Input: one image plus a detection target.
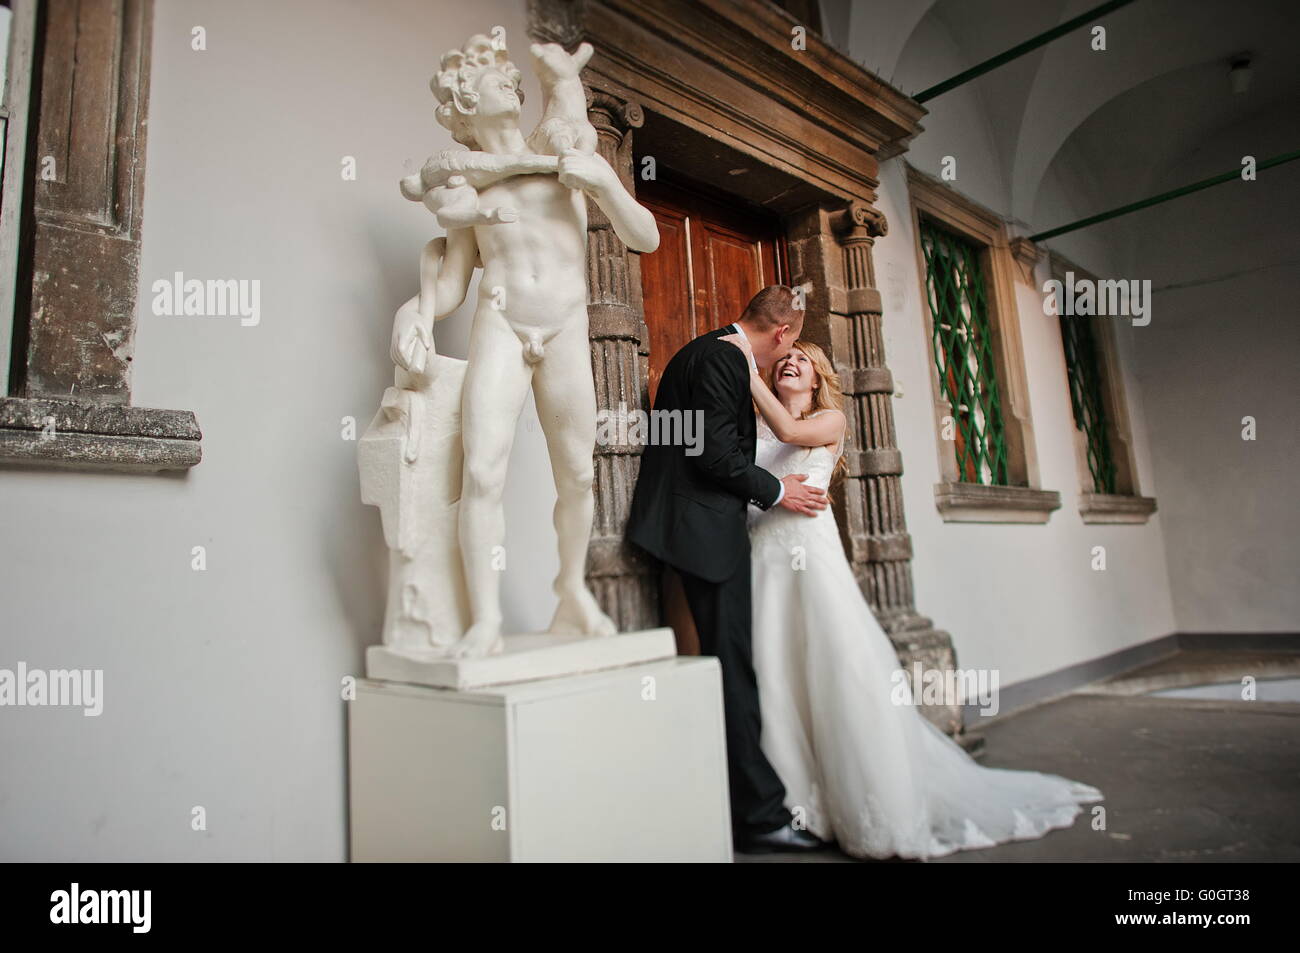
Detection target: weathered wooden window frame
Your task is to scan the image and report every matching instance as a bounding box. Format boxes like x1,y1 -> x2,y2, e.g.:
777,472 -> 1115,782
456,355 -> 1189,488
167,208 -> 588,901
0,0 -> 200,472
1048,252 -> 1157,524
906,165 -> 1059,523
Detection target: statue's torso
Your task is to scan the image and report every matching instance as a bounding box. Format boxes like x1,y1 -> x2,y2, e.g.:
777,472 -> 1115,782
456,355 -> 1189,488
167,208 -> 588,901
473,173 -> 588,324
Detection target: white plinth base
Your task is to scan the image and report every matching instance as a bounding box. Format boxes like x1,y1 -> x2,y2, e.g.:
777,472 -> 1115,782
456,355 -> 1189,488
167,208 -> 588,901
348,657 -> 732,862
365,627 -> 677,690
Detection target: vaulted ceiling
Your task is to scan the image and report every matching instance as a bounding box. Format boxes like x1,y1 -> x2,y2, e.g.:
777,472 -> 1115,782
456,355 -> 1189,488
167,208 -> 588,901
833,0 -> 1299,240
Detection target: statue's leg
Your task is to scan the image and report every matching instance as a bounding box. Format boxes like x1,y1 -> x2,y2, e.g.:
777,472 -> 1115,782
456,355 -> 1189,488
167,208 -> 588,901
532,321 -> 617,638
452,308 -> 534,658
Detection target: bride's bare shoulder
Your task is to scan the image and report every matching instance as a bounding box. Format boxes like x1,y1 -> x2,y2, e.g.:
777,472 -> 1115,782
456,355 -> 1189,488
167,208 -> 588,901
809,408 -> 847,429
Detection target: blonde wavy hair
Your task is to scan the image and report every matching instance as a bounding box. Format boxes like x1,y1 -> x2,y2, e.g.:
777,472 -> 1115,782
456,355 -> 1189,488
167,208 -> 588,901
768,340 -> 849,491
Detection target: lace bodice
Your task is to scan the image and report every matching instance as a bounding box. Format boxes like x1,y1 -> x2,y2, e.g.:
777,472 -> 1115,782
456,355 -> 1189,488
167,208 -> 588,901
754,413 -> 842,491
749,412 -> 843,536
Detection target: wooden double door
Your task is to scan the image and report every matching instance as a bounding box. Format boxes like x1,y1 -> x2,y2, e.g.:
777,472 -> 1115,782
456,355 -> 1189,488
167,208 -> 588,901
638,177 -> 789,402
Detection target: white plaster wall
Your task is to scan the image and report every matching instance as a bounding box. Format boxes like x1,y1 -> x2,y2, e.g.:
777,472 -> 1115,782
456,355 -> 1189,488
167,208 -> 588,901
890,11 -> 1011,216
1032,147 -> 1122,277
0,0 -> 542,861
866,9 -> 1179,687
1127,112 -> 1300,632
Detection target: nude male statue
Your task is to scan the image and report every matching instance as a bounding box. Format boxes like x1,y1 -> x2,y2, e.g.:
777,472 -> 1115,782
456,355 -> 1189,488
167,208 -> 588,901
391,33 -> 659,658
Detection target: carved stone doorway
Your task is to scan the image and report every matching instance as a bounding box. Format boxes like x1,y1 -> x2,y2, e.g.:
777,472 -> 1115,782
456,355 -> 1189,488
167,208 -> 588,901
529,0 -> 968,738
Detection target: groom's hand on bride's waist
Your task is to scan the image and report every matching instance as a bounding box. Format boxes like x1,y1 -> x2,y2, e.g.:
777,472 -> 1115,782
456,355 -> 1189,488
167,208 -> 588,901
778,474 -> 827,516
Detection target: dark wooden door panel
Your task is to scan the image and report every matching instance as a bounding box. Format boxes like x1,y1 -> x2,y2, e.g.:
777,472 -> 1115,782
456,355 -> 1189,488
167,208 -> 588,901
639,200 -> 695,401
638,178 -> 785,403
694,220 -> 773,336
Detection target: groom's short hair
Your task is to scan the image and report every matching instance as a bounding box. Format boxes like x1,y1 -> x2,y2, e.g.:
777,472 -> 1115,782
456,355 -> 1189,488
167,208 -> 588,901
740,285 -> 802,330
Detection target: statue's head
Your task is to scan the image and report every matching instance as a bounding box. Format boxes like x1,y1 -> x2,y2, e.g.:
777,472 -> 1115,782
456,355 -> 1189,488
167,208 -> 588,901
433,33 -> 525,149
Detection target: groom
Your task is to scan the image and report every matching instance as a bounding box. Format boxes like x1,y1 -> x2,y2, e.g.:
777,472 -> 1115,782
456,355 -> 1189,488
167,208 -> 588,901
627,285 -> 827,853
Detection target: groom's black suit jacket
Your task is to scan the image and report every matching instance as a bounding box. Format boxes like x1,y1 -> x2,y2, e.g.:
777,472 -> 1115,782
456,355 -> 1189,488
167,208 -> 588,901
627,326 -> 782,583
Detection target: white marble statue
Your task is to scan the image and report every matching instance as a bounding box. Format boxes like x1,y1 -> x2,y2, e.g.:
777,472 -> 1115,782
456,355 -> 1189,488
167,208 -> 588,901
361,31 -> 659,662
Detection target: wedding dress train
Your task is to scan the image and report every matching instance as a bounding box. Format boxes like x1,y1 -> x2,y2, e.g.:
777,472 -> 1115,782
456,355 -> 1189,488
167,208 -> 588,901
749,414 -> 1102,859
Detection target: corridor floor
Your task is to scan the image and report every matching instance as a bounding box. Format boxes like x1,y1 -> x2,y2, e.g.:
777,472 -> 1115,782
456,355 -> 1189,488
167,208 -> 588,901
738,649 -> 1300,863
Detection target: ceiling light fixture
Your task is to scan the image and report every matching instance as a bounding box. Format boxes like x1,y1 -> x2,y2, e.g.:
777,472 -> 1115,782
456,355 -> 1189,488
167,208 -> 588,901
1229,54 -> 1253,95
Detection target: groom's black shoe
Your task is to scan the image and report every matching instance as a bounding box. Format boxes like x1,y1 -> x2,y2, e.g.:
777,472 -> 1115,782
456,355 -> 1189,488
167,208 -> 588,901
735,822 -> 825,854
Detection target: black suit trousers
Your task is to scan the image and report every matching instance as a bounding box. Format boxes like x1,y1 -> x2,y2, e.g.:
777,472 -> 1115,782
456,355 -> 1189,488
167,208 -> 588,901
678,557 -> 791,837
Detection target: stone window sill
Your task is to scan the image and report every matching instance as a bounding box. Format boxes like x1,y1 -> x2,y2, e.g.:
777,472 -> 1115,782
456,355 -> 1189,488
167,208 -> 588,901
1078,492 -> 1157,524
934,481 -> 1061,524
0,397 -> 201,472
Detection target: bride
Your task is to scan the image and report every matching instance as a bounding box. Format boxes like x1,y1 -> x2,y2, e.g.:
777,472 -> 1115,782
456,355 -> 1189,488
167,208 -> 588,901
719,333 -> 1103,860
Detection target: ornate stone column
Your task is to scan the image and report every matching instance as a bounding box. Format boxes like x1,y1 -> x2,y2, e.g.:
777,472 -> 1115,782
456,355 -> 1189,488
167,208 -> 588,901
581,89 -> 660,632
830,204 -> 966,739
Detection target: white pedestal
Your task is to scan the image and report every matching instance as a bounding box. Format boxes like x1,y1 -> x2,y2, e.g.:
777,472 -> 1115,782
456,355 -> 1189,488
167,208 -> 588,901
348,657 -> 733,862
365,627 -> 677,690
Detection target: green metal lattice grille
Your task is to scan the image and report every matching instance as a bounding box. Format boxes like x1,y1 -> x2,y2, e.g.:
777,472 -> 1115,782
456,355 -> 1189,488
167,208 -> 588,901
1058,310 -> 1118,494
919,217 -> 1009,485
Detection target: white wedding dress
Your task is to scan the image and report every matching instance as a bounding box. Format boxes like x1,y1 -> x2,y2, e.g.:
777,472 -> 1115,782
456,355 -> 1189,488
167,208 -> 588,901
749,413 -> 1103,859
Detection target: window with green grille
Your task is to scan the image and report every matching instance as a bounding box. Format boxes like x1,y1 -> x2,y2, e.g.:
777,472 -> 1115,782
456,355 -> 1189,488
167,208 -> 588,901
1058,311 -> 1118,494
919,217 -> 1009,485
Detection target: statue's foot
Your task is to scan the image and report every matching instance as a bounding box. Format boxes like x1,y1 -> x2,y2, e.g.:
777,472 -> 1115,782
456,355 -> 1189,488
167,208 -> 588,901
549,588 -> 617,638
451,620 -> 504,659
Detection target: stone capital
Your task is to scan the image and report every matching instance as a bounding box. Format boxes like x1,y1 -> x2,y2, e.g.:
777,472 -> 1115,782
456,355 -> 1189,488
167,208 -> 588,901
587,88 -> 645,138
1010,236 -> 1042,285
832,203 -> 888,241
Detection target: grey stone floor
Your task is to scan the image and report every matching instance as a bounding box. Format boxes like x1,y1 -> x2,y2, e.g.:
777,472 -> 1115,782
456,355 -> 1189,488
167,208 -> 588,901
738,649 -> 1300,863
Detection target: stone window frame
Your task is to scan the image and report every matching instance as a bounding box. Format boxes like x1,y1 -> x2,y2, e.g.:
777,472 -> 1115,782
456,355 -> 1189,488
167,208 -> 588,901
905,164 -> 1059,523
0,0 -> 37,383
0,0 -> 201,473
1047,251 -> 1158,525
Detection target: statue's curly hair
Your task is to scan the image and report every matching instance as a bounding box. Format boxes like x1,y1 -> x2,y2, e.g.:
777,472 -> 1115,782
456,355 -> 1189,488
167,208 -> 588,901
432,33 -> 525,149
